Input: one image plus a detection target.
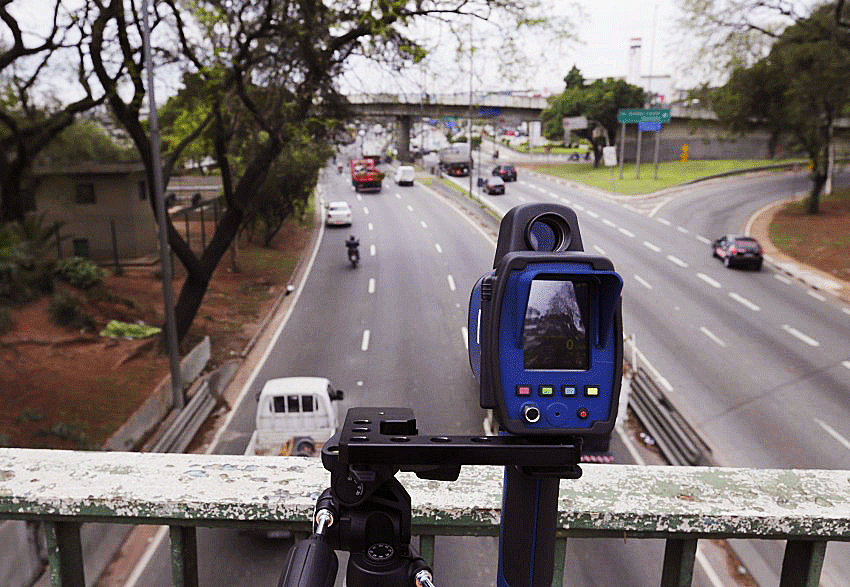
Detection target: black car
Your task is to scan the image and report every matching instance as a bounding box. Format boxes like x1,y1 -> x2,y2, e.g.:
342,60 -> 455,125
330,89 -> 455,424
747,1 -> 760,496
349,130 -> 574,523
492,164 -> 517,182
482,175 -> 505,195
712,235 -> 763,270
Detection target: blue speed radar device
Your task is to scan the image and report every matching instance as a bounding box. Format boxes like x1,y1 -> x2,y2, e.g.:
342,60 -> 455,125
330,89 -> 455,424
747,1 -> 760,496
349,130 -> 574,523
468,203 -> 623,437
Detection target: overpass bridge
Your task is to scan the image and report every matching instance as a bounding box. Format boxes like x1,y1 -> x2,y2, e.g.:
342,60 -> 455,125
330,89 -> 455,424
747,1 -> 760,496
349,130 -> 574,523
345,93 -> 549,162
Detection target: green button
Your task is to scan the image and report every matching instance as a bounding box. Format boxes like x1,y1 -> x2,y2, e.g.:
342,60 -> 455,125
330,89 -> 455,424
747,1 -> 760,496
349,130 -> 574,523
539,385 -> 554,396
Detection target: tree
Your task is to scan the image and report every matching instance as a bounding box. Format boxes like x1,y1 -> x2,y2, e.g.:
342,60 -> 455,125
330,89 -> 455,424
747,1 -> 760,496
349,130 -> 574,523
542,71 -> 645,167
84,0 -> 558,344
710,4 -> 850,213
0,1 -> 106,223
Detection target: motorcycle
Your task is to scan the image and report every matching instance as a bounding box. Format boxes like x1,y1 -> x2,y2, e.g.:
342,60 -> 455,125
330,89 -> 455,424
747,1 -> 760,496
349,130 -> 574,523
347,246 -> 360,268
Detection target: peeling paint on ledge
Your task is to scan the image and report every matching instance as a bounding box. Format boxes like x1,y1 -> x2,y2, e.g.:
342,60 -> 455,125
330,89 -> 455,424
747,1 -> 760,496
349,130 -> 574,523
1,449 -> 850,540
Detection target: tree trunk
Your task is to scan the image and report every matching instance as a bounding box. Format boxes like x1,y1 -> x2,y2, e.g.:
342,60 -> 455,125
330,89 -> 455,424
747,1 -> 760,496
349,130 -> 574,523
807,172 -> 826,214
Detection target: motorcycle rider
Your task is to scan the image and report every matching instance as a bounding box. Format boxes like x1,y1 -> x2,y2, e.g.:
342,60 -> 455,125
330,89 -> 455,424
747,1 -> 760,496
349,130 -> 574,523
345,235 -> 360,263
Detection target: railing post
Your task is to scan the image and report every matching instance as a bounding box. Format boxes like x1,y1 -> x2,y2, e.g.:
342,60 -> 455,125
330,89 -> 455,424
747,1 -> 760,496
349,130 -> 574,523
45,521 -> 85,587
779,540 -> 826,587
660,538 -> 697,587
419,534 -> 435,567
551,536 -> 567,587
170,525 -> 199,587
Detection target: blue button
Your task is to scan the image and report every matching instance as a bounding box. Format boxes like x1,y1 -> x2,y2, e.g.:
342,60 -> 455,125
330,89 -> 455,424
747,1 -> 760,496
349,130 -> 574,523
561,385 -> 577,397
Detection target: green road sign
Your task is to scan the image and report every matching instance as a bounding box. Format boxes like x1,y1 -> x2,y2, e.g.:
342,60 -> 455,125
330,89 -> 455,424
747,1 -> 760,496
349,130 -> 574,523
617,109 -> 671,124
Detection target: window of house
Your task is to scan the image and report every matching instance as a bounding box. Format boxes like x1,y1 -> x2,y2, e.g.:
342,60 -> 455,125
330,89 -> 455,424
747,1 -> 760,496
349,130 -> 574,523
75,184 -> 95,205
72,238 -> 90,258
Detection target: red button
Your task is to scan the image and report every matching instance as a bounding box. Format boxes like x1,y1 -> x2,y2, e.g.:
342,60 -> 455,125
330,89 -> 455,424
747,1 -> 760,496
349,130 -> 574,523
516,385 -> 531,396
577,407 -> 589,419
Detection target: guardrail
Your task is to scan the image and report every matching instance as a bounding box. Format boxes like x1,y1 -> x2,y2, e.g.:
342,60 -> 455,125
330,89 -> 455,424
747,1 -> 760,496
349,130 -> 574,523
2,449 -> 850,587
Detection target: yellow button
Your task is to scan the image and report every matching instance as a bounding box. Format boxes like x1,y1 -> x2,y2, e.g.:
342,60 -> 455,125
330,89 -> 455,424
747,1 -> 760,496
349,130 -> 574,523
585,386 -> 600,397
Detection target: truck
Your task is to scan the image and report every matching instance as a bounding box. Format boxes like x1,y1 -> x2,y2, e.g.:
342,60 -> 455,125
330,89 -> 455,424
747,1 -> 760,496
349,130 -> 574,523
245,377 -> 344,458
438,145 -> 471,177
350,158 -> 384,193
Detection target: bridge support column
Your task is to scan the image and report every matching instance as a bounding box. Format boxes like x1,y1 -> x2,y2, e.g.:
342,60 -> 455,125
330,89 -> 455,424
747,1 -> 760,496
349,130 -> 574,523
397,114 -> 412,163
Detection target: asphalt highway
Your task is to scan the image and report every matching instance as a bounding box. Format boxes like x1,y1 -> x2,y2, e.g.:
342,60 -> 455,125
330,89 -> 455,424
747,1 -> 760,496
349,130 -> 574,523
126,162 -> 849,587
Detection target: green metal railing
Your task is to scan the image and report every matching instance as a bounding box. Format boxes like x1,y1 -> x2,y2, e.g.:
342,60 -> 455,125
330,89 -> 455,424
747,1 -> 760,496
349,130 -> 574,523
2,448 -> 850,587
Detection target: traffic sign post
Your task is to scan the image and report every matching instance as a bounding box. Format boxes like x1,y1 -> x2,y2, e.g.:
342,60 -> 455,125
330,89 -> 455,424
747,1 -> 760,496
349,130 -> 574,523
617,109 -> 671,180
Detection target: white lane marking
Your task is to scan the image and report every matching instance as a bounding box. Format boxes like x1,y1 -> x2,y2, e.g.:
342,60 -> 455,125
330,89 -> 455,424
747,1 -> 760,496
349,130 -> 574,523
643,241 -> 661,253
844,361 -> 850,371
677,226 -> 690,234
361,329 -> 371,352
843,307 -> 850,316
435,243 -> 443,254
657,218 -> 672,226
782,324 -> 820,347
585,210 -> 599,218
696,547 -> 727,587
547,191 -> 560,198
370,244 -> 376,256
420,220 -> 428,229
667,255 -> 689,268
815,418 -> 850,452
461,326 -> 469,350
775,274 -> 793,285
517,195 -> 529,202
602,219 -> 617,228
618,227 -> 635,238
395,192 -> 401,199
593,245 -> 606,256
447,274 -> 456,291
696,235 -> 712,245
560,197 -> 572,204
634,274 -> 653,290
363,206 -> 369,215
368,278 -> 375,294
700,326 -> 727,347
356,194 -> 363,201
729,292 -> 760,311
696,273 -> 722,289
807,290 -> 827,302
573,203 -> 585,211
368,222 -> 374,231
407,204 -> 414,212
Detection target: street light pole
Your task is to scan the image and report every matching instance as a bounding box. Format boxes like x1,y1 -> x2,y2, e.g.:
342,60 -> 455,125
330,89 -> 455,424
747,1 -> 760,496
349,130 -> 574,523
141,0 -> 183,410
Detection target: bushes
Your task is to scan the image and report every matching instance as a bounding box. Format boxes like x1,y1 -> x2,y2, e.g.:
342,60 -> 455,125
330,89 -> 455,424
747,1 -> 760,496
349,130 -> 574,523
55,257 -> 106,289
48,291 -> 96,331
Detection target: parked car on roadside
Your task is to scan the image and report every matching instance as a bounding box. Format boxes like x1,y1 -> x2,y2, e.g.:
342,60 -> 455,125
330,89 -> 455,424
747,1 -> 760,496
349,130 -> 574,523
492,164 -> 517,182
712,235 -> 763,270
482,175 -> 505,195
325,201 -> 353,226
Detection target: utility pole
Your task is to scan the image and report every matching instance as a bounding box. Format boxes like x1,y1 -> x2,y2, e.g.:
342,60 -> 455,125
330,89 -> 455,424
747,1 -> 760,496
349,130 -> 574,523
141,0 -> 183,410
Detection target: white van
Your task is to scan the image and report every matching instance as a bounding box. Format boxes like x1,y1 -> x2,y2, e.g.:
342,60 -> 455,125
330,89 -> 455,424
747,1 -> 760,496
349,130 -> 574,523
394,165 -> 415,186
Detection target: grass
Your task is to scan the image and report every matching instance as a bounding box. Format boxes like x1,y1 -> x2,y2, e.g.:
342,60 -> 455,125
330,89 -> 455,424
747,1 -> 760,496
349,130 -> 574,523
531,159 -> 806,195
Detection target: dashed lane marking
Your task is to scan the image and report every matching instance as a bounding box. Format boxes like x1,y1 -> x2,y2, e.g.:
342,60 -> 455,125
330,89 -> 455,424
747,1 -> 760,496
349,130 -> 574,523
782,324 -> 820,347
447,274 -> 456,291
634,274 -> 653,290
368,278 -> 375,294
361,329 -> 370,352
643,241 -> 661,253
729,292 -> 760,311
667,255 -> 689,268
700,326 -> 727,347
697,273 -> 722,289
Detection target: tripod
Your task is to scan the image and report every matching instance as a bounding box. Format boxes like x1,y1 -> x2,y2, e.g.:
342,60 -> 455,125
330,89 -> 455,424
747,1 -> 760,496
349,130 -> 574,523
278,407 -> 582,587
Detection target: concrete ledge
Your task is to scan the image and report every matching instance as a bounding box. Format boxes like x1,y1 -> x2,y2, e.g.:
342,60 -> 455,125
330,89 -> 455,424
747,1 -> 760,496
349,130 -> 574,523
2,450 -> 850,541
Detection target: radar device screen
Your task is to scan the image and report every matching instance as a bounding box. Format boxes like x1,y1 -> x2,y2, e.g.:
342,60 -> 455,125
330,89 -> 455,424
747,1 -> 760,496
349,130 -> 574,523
523,279 -> 589,371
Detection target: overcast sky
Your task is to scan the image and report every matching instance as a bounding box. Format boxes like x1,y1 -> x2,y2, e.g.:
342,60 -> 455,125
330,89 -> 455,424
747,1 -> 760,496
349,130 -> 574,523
340,0 -> 685,97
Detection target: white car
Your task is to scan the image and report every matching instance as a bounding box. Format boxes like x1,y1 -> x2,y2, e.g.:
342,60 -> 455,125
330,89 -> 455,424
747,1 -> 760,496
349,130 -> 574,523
394,165 -> 415,186
325,201 -> 353,226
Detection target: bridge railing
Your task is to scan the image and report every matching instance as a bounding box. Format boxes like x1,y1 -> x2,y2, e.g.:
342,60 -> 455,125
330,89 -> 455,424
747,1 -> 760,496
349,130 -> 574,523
2,448 -> 849,587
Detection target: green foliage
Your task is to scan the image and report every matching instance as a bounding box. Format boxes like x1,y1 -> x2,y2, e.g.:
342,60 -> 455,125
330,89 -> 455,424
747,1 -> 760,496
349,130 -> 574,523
0,214 -> 60,303
711,3 -> 850,212
37,120 -> 137,165
17,408 -> 44,423
48,291 -> 96,331
54,257 -> 106,289
100,320 -> 161,339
